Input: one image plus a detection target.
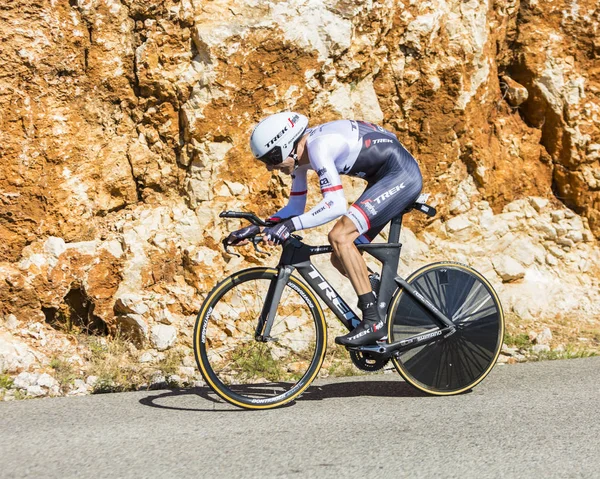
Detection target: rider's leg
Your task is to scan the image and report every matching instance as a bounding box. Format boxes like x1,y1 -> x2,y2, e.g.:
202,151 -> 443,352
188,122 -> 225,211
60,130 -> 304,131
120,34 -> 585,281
331,239 -> 369,279
328,217 -> 370,294
330,251 -> 347,277
328,217 -> 386,346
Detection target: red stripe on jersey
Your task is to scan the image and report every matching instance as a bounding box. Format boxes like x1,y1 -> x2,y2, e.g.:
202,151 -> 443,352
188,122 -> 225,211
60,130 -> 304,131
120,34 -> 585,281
321,185 -> 343,193
290,190 -> 307,196
352,205 -> 371,230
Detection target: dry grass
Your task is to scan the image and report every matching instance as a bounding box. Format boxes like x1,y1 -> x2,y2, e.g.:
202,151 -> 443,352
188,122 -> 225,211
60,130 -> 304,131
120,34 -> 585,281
504,313 -> 600,358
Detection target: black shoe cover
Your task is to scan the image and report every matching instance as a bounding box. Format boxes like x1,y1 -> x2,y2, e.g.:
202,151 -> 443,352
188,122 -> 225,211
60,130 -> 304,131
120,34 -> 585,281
335,319 -> 386,346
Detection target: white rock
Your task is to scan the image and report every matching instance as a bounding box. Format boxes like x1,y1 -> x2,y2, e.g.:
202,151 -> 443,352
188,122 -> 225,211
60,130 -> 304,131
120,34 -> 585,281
532,344 -> 550,354
100,239 -> 124,258
492,255 -> 525,282
116,314 -> 148,344
4,314 -> 20,331
86,376 -> 98,387
44,236 -> 66,255
179,366 -> 196,378
535,327 -> 553,345
65,240 -> 99,255
26,385 -> 46,397
156,308 -> 175,325
224,181 -> 248,196
68,379 -> 88,396
446,215 -> 472,233
37,373 -> 58,389
0,334 -> 38,373
114,294 -> 149,315
13,372 -> 38,389
545,254 -> 558,266
150,373 -> 167,387
139,352 -> 155,363
150,325 -> 177,351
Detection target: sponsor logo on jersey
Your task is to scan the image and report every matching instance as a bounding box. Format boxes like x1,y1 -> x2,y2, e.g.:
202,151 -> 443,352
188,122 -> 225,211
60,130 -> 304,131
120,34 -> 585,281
373,138 -> 393,145
372,183 -> 406,204
342,165 -> 351,173
319,177 -> 330,187
360,199 -> 378,216
316,167 -> 327,177
311,200 -> 335,216
365,139 -> 372,148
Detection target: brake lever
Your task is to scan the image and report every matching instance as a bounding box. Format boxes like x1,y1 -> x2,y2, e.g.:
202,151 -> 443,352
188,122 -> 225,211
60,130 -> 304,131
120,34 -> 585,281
252,235 -> 270,256
222,239 -> 241,257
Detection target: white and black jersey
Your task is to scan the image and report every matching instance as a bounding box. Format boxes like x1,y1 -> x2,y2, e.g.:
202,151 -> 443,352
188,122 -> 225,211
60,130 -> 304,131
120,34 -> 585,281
269,120 -> 423,242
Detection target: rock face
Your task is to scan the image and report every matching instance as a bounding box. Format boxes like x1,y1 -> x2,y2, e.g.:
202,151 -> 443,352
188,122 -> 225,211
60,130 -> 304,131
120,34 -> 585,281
0,0 -> 599,390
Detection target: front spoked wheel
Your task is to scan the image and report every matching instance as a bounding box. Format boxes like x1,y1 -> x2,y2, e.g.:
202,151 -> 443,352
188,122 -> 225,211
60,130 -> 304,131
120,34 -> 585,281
193,267 -> 326,409
388,262 -> 504,395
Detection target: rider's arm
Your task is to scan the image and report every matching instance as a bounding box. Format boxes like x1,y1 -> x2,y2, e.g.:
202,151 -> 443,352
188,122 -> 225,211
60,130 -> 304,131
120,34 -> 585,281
268,166 -> 308,222
291,136 -> 348,231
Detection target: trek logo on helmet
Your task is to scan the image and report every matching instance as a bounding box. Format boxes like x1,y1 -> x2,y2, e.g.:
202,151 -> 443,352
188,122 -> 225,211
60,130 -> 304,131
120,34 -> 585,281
265,126 -> 289,148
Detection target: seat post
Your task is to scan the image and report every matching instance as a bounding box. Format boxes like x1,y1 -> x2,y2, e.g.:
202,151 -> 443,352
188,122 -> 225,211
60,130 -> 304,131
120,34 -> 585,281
388,215 -> 403,243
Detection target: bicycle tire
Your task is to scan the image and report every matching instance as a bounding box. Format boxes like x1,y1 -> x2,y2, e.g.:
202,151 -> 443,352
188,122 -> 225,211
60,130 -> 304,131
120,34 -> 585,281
387,262 -> 504,395
193,267 -> 327,409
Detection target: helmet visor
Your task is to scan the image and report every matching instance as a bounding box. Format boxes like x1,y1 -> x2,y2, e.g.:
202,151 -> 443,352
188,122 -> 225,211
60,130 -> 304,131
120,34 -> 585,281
257,146 -> 284,166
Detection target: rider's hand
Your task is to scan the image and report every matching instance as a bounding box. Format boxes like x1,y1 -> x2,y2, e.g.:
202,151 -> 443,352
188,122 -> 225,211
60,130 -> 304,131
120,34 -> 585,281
225,224 -> 261,246
263,219 -> 295,246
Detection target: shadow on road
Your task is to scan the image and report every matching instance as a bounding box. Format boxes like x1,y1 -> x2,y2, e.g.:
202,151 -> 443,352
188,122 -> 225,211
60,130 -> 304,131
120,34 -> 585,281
139,378 -> 429,412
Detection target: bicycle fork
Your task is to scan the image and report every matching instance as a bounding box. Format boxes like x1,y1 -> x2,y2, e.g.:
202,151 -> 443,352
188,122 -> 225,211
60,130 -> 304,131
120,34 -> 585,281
255,266 -> 294,341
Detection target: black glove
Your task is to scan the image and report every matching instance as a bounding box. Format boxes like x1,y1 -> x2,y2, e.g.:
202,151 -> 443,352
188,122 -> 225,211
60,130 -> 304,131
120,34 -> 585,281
225,224 -> 260,245
263,219 -> 295,245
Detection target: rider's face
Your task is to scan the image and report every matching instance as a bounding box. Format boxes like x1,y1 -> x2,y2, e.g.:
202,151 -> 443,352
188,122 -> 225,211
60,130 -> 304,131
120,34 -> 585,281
266,156 -> 295,175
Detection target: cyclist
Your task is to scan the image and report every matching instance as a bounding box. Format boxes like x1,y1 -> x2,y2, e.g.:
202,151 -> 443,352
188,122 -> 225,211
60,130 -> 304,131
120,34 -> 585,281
226,112 -> 423,346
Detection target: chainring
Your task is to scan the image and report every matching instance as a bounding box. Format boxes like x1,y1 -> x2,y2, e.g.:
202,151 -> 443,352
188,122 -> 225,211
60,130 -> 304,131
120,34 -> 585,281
349,350 -> 389,372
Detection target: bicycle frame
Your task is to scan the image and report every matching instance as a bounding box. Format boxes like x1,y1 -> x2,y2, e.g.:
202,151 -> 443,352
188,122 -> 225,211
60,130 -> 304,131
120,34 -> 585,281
256,214 -> 457,359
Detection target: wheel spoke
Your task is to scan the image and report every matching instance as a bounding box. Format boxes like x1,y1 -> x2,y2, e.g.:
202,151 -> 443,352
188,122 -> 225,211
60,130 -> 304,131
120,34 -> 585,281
195,270 -> 325,408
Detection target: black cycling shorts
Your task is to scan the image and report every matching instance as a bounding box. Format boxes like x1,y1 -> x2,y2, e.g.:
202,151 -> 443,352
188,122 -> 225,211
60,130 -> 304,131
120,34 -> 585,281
345,135 -> 423,242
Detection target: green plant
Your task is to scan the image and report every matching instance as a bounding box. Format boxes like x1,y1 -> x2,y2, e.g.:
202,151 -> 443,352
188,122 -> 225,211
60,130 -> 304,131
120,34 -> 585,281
50,357 -> 77,392
86,336 -> 144,393
0,373 -> 13,389
156,349 -> 184,378
229,342 -> 290,382
531,345 -> 598,362
504,332 -> 532,349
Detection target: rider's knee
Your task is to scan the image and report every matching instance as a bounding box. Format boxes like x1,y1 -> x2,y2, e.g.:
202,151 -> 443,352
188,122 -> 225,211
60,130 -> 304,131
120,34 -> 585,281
329,218 -> 358,251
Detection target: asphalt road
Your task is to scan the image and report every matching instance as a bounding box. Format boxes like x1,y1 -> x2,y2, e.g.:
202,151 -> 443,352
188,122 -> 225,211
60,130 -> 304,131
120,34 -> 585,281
1,357 -> 599,479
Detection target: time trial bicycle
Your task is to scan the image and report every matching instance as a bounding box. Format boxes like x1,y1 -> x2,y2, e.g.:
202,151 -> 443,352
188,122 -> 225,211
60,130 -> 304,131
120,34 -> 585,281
193,194 -> 505,409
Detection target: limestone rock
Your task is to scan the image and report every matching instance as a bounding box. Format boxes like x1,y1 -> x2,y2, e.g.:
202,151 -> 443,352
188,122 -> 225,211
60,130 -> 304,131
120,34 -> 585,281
501,76 -> 529,107
116,314 -> 148,346
150,325 -> 177,351
0,0 -> 599,394
493,254 -> 526,283
0,334 -> 38,373
114,295 -> 149,316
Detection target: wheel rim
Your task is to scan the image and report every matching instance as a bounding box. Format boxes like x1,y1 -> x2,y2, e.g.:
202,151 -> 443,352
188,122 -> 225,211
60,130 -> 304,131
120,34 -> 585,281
390,264 -> 503,393
196,270 -> 324,407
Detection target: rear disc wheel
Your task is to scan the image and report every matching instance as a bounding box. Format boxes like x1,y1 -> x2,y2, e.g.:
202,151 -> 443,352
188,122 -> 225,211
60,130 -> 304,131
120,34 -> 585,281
388,262 -> 504,395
